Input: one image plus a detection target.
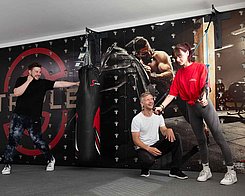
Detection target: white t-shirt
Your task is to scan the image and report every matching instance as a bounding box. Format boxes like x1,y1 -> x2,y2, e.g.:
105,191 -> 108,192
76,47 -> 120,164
131,112 -> 165,146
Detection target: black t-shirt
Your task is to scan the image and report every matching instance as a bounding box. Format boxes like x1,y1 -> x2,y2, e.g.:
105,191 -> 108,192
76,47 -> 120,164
14,76 -> 55,119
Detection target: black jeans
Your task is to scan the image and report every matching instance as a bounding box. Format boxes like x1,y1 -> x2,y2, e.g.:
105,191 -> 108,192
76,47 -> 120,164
137,133 -> 183,171
3,113 -> 52,164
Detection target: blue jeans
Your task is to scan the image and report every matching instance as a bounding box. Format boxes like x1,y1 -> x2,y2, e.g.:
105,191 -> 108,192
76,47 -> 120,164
3,113 -> 52,164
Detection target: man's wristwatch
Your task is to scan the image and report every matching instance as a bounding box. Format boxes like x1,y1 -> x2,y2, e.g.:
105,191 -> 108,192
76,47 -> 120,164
160,104 -> 165,110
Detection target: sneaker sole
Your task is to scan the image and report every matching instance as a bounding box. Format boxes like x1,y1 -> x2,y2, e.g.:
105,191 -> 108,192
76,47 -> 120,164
220,179 -> 238,185
46,166 -> 55,172
197,175 -> 212,182
46,169 -> 55,172
140,172 -> 151,178
141,174 -> 150,177
2,172 -> 10,175
169,174 -> 188,180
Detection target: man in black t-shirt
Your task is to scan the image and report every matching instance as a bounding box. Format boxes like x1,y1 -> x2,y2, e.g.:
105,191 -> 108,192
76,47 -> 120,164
2,62 -> 79,175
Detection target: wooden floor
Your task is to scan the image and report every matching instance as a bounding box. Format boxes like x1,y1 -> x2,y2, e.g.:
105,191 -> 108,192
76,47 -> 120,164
0,164 -> 244,196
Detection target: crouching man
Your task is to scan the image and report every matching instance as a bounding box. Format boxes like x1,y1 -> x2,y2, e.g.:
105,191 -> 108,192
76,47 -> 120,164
131,92 -> 187,179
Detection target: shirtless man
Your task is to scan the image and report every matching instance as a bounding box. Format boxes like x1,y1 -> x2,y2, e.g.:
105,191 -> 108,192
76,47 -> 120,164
136,37 -> 173,80
132,37 -> 173,99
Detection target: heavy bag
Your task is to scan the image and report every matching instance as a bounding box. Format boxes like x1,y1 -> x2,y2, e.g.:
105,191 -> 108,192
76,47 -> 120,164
76,65 -> 100,164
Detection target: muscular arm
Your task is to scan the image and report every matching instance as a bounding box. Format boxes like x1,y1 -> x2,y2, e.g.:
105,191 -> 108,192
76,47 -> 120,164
53,81 -> 79,88
132,132 -> 162,156
154,63 -> 173,78
150,51 -> 173,79
13,76 -> 33,97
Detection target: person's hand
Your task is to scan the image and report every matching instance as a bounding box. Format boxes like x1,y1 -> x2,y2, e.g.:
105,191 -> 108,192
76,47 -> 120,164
147,146 -> 162,156
76,81 -> 80,86
154,106 -> 163,115
143,65 -> 151,73
27,75 -> 34,83
164,128 -> 176,142
198,96 -> 208,107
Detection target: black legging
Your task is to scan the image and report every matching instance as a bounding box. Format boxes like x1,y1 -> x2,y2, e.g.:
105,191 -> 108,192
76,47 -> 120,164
187,98 -> 233,166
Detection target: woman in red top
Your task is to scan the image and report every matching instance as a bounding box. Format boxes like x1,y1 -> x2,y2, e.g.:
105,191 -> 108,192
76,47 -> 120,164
155,42 -> 237,185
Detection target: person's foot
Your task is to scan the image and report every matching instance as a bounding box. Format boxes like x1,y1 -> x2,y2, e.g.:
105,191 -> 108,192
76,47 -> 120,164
197,168 -> 212,182
2,164 -> 11,175
140,169 -> 150,177
46,157 -> 55,171
169,169 -> 188,180
220,170 -> 237,185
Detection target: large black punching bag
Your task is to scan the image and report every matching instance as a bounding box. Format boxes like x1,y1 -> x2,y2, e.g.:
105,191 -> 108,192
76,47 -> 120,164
76,65 -> 100,165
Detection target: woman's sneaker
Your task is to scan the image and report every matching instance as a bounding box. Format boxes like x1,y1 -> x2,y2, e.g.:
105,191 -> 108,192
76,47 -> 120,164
46,157 -> 55,171
197,168 -> 212,181
220,170 -> 237,185
2,164 -> 11,175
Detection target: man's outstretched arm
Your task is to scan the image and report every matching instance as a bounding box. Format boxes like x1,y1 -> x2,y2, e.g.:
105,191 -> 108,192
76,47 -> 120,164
53,81 -> 79,88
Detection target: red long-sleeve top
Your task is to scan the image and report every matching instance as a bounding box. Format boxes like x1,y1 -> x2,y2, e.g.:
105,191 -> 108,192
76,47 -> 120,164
169,62 -> 208,105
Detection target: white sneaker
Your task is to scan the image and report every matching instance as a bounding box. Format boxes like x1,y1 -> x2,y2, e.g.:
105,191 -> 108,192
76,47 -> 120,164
197,168 -> 212,182
220,170 -> 237,185
46,157 -> 55,171
2,164 -> 11,175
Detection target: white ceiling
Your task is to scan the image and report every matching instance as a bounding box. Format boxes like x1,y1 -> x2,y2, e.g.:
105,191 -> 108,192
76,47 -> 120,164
0,0 -> 244,48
